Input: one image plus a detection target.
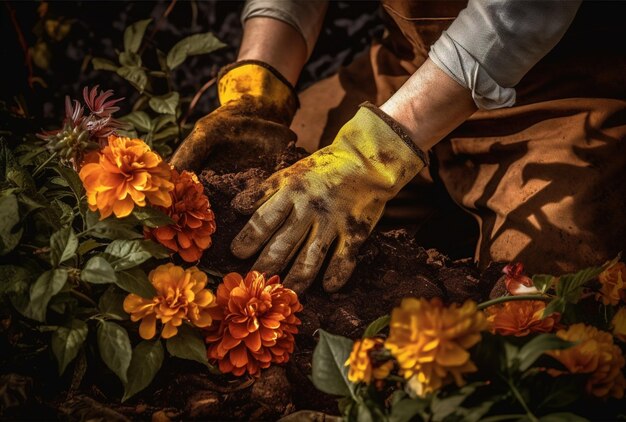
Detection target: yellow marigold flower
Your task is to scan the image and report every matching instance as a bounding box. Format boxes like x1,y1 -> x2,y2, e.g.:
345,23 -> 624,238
345,338 -> 393,384
123,263 -> 216,340
547,323 -> 626,399
146,169 -> 216,262
385,298 -> 487,397
596,262 -> 626,306
486,300 -> 559,337
79,135 -> 173,219
206,271 -> 302,376
612,307 -> 626,343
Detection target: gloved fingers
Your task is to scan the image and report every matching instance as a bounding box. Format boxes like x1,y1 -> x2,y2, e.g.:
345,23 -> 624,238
251,207 -> 313,276
231,172 -> 284,215
169,116 -> 214,172
240,117 -> 296,155
322,236 -> 366,293
230,191 -> 292,259
283,223 -> 336,295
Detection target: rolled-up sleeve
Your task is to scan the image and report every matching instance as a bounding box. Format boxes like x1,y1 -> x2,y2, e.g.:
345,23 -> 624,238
429,0 -> 581,110
242,0 -> 328,58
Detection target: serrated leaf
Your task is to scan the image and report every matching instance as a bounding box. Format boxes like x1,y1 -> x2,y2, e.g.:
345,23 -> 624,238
116,268 -> 156,299
123,340 -> 164,401
105,239 -> 169,270
97,320 -> 132,383
92,57 -> 119,72
99,286 -> 129,320
54,164 -> 84,204
363,315 -> 390,338
0,194 -> 23,255
26,269 -> 68,322
50,226 -> 78,266
148,92 -> 179,115
166,33 -> 226,70
517,334 -> 575,372
116,66 -> 147,92
166,325 -> 209,366
51,319 -> 88,374
81,256 -> 117,284
132,207 -> 174,228
123,19 -> 152,53
311,329 -> 355,398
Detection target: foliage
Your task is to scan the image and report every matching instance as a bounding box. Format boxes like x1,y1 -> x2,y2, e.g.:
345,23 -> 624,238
92,19 -> 226,158
317,260 -> 626,421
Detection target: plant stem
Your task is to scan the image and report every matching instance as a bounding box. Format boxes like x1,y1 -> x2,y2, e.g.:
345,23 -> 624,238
32,152 -> 58,177
506,378 -> 538,422
70,289 -> 98,308
477,295 -> 551,310
180,76 -> 216,128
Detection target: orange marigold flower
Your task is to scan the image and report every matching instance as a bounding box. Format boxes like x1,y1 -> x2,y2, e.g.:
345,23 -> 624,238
206,271 -> 302,376
612,307 -> 626,343
486,300 -> 559,337
385,298 -> 487,397
547,323 -> 626,399
596,262 -> 626,306
123,263 -> 216,340
345,338 -> 393,385
146,169 -> 216,262
79,135 -> 173,219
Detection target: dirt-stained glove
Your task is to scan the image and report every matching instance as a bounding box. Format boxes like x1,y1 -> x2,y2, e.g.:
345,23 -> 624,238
169,60 -> 298,172
230,102 -> 428,294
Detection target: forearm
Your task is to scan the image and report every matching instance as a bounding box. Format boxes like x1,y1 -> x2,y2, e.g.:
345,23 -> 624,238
380,58 -> 477,152
238,17 -> 307,86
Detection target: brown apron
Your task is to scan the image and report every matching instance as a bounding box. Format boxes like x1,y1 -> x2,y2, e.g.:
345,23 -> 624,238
291,1 -> 626,275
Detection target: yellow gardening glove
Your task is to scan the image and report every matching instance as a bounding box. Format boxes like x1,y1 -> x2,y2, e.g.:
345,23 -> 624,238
170,60 -> 298,172
230,102 -> 428,294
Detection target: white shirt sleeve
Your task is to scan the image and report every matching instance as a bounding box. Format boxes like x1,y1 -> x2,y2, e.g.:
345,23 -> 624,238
242,0 -> 328,59
429,0 -> 582,110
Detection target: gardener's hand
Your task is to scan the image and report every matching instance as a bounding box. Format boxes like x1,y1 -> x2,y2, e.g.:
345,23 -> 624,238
230,103 -> 427,294
170,60 -> 298,172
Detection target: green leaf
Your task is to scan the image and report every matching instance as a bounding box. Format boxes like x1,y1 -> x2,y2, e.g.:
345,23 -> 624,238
153,126 -> 179,142
120,111 -> 153,133
539,413 -> 588,422
166,33 -> 226,69
92,57 -> 119,72
362,315 -> 390,338
25,269 -> 68,322
542,297 -> 567,318
81,256 -> 117,284
389,398 -> 427,422
132,206 -> 174,228
148,92 -> 179,115
116,268 -> 156,299
123,340 -> 164,401
555,256 -> 620,305
532,274 -> 554,294
77,239 -> 102,256
54,165 -> 84,203
119,51 -> 142,67
105,239 -> 169,270
0,265 -> 31,295
517,334 -> 575,372
89,218 -> 144,241
50,226 -> 78,266
431,383 -> 481,421
152,114 -> 176,132
311,329 -> 355,398
116,66 -> 147,92
166,324 -> 209,366
123,19 -> 152,53
51,319 -> 88,374
0,194 -> 23,255
97,320 -> 132,383
98,286 -> 129,320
